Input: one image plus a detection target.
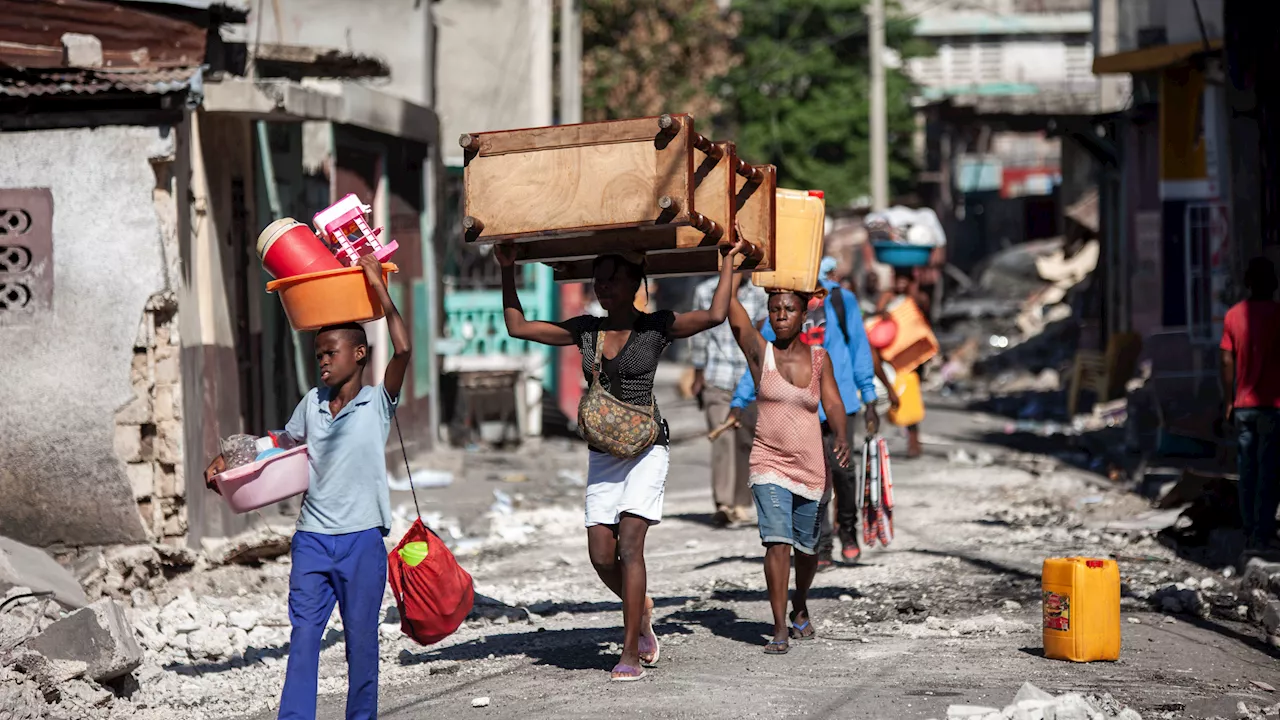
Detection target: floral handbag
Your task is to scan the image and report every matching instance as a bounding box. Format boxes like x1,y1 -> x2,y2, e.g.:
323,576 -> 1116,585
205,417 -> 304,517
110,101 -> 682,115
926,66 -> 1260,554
577,330 -> 659,459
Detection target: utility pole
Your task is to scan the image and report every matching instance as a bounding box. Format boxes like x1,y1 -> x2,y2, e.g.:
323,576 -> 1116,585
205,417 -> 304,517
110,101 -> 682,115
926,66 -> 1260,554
869,0 -> 889,210
556,0 -> 586,422
559,0 -> 582,125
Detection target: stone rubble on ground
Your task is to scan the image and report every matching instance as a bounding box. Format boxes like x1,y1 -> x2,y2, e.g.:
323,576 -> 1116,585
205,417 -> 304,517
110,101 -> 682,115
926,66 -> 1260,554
24,598 -> 143,682
939,683 -> 1142,720
0,535 -> 89,609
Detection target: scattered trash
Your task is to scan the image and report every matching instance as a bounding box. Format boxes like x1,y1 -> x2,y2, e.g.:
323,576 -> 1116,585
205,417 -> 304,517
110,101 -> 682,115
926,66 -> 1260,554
1252,680 -> 1277,693
556,469 -> 586,487
1077,495 -> 1105,507
388,470 -> 454,491
472,696 -> 491,708
948,448 -> 995,467
490,490 -> 514,516
1127,617 -> 1140,624
501,473 -> 529,484
839,594 -> 854,603
948,683 -> 1142,720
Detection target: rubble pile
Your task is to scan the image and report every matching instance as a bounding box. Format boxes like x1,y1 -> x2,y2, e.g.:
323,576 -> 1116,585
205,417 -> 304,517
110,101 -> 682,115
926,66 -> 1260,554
940,682 -> 1142,720
1243,558 -> 1280,648
0,590 -> 145,720
931,238 -> 1099,398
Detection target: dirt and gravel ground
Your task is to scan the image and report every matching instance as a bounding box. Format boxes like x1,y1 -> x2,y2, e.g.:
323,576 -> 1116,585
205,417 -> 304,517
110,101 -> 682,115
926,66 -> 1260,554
200,403 -> 1280,720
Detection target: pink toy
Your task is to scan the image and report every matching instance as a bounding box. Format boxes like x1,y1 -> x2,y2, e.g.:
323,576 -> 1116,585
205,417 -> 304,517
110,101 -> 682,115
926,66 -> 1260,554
312,193 -> 398,267
212,445 -> 310,513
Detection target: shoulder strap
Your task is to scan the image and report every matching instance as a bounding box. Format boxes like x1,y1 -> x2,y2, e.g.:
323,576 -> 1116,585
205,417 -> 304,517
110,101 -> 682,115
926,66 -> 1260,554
763,342 -> 776,372
829,289 -> 850,344
591,330 -> 606,378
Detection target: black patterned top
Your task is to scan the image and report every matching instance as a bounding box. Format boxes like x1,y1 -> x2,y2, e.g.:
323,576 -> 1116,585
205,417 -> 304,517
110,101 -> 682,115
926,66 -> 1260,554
561,311 -> 675,448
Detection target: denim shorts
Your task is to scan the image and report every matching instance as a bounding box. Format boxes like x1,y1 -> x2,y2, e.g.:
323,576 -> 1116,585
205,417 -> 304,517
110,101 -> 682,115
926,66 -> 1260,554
751,483 -> 825,555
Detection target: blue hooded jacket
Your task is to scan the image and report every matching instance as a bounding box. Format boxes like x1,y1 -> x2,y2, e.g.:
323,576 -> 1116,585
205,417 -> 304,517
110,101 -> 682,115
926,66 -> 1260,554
730,278 -> 878,421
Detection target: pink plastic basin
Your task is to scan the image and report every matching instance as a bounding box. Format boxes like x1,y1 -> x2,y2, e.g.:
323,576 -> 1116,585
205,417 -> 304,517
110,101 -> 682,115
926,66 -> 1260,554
213,445 -> 310,513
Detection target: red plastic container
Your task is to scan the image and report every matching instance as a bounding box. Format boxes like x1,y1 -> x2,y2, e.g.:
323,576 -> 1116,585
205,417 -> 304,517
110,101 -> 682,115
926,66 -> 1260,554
866,317 -> 899,349
257,218 -> 343,279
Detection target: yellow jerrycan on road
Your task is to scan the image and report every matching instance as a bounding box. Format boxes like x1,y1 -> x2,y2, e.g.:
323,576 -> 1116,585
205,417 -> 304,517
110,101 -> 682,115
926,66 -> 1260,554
1042,557 -> 1121,662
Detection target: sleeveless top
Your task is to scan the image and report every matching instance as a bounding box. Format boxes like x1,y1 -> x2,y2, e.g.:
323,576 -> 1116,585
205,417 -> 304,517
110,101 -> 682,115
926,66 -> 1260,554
749,343 -> 829,500
562,311 -> 675,449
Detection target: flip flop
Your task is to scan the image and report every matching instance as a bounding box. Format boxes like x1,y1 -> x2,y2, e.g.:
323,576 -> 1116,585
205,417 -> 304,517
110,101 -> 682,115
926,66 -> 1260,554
763,639 -> 790,655
610,663 -> 647,682
789,613 -> 816,640
639,631 -> 661,668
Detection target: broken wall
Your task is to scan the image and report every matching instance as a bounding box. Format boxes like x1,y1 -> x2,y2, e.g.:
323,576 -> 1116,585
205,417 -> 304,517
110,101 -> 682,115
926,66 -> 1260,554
0,126 -> 182,547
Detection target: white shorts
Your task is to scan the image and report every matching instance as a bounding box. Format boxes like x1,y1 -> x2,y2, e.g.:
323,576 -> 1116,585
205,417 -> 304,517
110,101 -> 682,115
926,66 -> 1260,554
584,445 -> 670,527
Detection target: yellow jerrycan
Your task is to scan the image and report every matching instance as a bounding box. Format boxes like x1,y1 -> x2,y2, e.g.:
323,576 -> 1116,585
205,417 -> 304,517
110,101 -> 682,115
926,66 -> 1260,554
1042,557 -> 1121,662
752,188 -> 826,293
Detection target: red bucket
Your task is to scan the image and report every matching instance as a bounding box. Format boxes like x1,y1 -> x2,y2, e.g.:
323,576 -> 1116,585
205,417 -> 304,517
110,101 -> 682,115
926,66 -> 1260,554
866,317 -> 899,350
257,218 -> 342,279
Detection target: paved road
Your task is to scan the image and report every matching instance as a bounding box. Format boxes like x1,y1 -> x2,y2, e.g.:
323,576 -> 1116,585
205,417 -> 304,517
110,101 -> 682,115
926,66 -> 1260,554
242,406 -> 1280,720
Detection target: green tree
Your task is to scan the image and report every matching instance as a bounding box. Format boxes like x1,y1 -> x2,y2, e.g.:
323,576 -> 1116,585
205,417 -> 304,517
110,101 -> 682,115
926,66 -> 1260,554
581,0 -> 740,122
722,0 -> 927,206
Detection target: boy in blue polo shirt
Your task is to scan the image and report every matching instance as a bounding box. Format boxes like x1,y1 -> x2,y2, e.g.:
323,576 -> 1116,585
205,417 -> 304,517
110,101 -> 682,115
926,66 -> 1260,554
205,254 -> 411,720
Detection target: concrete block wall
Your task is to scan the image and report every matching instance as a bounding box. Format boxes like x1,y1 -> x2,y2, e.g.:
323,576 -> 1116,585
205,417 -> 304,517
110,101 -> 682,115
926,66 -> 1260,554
115,293 -> 186,542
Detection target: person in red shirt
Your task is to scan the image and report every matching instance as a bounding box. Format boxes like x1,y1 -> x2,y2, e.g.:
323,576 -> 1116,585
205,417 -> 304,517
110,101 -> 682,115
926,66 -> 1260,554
1221,257 -> 1280,551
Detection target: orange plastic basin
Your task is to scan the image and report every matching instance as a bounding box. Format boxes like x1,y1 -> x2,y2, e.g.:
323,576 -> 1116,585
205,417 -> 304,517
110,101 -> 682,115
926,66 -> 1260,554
266,263 -> 397,331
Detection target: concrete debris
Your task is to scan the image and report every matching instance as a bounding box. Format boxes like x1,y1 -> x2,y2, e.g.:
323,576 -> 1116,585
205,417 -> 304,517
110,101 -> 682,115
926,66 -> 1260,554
1013,681 -> 1055,704
0,535 -> 88,610
946,706 -> 999,719
949,684 -> 1140,720
0,666 -> 46,720
203,525 -> 293,565
472,696 -> 491,708
229,609 -> 260,632
1151,584 -> 1210,618
77,544 -> 181,601
949,449 -> 996,467
5,647 -> 87,701
24,598 -> 142,682
0,587 -> 59,653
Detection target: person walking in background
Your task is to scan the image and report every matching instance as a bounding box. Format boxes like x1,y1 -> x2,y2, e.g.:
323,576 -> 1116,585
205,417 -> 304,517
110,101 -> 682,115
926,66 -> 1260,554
690,272 -> 768,527
724,280 -> 851,654
495,240 -> 749,682
729,257 -> 879,567
877,268 -> 926,458
860,270 -> 882,316
1221,257 -> 1280,554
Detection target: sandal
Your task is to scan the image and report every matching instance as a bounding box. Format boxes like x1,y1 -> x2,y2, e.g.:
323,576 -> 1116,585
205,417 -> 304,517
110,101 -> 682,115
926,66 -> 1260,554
763,639 -> 790,655
789,612 -> 816,640
841,544 -> 861,564
610,663 -> 647,682
639,632 -> 660,668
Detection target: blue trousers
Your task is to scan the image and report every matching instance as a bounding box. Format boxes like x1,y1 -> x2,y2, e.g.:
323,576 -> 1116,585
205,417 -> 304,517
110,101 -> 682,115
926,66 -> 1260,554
1237,409 -> 1280,547
279,529 -> 387,720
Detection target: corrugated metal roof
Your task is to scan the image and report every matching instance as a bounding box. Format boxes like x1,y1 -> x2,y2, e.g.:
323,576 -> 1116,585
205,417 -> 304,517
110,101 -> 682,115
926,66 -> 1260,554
914,11 -> 1093,36
0,67 -> 201,99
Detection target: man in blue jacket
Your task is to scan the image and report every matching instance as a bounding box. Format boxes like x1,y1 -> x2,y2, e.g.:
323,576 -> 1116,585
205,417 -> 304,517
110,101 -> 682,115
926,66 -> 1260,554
729,257 -> 880,565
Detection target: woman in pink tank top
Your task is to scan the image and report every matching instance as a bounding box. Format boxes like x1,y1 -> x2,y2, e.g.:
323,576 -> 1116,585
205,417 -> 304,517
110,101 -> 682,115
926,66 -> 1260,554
726,278 -> 851,654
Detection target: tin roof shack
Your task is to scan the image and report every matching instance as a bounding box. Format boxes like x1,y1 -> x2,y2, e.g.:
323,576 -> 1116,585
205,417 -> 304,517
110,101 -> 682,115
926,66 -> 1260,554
0,0 -> 241,549
0,0 -> 444,550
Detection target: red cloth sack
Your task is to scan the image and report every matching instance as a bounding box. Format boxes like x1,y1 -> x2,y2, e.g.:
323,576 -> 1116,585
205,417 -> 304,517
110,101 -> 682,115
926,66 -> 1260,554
387,518 -> 474,645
